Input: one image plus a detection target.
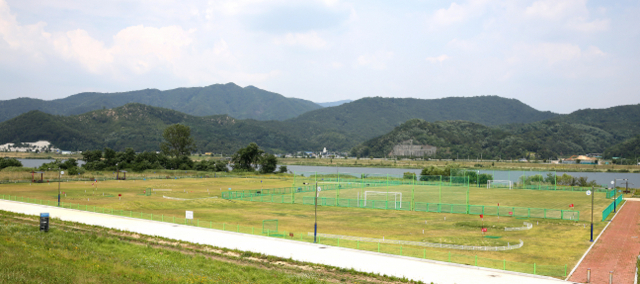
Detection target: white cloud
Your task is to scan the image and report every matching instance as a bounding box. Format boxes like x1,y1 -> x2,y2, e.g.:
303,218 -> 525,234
524,0 -> 587,19
356,51 -> 393,70
0,0 -> 50,58
513,42 -> 605,65
524,0 -> 609,32
426,55 -> 451,63
428,0 -> 489,29
273,31 -> 327,49
565,18 -> 609,32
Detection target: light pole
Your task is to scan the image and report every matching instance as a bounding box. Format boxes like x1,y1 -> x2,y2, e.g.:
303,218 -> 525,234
314,181 -> 319,243
588,187 -> 594,242
57,168 -> 62,207
613,178 -> 628,213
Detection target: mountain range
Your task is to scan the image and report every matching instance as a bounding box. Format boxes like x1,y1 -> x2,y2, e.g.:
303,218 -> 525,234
353,103 -> 640,159
0,83 -> 637,159
0,83 -> 321,122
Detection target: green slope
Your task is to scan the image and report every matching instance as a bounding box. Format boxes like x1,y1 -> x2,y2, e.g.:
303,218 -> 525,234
288,96 -> 559,142
603,135 -> 640,159
0,104 -> 330,153
0,83 -> 322,122
551,104 -> 640,141
351,119 -> 617,159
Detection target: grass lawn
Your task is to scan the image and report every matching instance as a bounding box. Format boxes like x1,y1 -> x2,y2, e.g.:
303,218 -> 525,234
0,210 -> 420,284
0,175 -> 620,278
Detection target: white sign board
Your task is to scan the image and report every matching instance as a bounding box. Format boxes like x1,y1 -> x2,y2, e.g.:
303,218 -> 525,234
317,187 -> 322,192
185,211 -> 194,219
586,190 -> 592,196
611,181 -> 615,185
60,171 -> 64,175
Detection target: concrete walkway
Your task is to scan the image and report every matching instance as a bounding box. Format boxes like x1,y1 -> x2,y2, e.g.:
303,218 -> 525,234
1,200 -> 571,284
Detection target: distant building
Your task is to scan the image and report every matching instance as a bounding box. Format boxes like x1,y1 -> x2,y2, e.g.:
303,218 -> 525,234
388,140 -> 437,157
562,155 -> 598,164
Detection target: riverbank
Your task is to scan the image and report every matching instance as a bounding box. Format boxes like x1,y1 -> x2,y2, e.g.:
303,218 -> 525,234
278,158 -> 640,173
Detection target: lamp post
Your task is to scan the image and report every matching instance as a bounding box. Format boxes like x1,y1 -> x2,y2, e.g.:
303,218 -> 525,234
588,187 -> 594,242
57,168 -> 62,207
314,181 -> 319,243
613,178 -> 628,213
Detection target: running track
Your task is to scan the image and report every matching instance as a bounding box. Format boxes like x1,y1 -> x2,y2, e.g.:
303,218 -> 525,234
0,199 -> 569,284
569,200 -> 640,284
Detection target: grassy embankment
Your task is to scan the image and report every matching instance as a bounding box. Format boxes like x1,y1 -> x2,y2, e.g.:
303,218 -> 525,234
0,210 -> 422,284
277,158 -> 640,173
0,175 -> 618,276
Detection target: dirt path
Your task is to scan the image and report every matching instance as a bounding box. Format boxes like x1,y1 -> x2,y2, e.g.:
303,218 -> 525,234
569,200 -> 640,284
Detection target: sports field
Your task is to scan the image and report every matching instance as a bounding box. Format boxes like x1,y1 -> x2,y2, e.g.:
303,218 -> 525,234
0,172 -> 619,278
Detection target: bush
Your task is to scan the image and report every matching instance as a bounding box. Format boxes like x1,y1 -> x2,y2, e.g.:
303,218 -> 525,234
0,157 -> 23,169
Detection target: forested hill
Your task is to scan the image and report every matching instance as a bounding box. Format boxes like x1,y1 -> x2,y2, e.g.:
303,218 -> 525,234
604,135 -> 640,159
287,96 -> 559,141
551,104 -> 640,141
350,119 -> 618,160
0,103 -> 353,153
0,83 -> 321,122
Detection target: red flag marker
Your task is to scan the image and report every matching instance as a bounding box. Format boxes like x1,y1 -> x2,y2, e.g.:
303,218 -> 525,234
569,204 -> 574,208
479,214 -> 484,219
509,211 -> 513,215
482,228 -> 487,232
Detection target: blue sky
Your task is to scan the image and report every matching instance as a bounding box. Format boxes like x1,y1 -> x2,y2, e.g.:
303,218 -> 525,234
0,0 -> 638,113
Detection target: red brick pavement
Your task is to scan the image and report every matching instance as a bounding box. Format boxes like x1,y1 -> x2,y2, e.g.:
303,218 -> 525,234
569,201 -> 640,284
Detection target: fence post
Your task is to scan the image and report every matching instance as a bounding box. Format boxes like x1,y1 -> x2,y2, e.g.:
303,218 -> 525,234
503,259 -> 506,270
533,263 -> 536,275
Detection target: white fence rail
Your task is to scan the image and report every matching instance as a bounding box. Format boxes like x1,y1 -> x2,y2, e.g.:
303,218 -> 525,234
307,232 -> 523,251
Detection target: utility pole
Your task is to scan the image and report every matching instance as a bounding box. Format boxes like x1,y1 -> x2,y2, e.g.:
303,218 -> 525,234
314,181 -> 318,243
57,168 -> 61,207
589,187 -> 594,242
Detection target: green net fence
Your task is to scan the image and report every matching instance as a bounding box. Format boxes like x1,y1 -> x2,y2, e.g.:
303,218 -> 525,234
222,173 -> 582,221
602,195 -> 624,221
0,193 -> 568,278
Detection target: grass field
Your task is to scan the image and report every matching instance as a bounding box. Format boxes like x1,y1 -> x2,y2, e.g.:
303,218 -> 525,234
0,174 -> 620,278
0,210 -> 420,284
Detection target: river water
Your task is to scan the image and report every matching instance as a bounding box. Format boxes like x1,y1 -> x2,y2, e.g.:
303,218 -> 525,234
283,165 -> 639,188
18,159 -> 86,168
17,159 -> 638,188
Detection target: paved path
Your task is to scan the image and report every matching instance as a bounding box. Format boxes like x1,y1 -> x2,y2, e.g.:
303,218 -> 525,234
569,200 -> 640,284
0,200 -> 569,284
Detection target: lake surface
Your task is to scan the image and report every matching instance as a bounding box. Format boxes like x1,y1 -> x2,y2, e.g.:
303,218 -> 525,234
16,159 -> 638,187
283,165 -> 640,188
18,159 -> 86,168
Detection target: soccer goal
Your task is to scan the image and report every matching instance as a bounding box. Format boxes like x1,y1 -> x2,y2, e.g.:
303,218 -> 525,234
487,180 -> 513,189
364,191 -> 403,208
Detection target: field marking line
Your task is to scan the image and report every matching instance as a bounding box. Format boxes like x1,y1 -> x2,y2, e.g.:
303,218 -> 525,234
565,200 -> 627,280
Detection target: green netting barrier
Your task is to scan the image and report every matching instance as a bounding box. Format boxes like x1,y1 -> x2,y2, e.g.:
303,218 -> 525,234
0,193 -> 568,278
602,195 -> 624,221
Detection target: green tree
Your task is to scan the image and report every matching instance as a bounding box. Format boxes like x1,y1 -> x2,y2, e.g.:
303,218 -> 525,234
259,153 -> 278,174
160,124 -> 196,157
231,143 -> 264,171
81,150 -> 102,163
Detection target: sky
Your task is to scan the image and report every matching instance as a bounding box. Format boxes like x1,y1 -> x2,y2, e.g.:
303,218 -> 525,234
0,0 -> 638,114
